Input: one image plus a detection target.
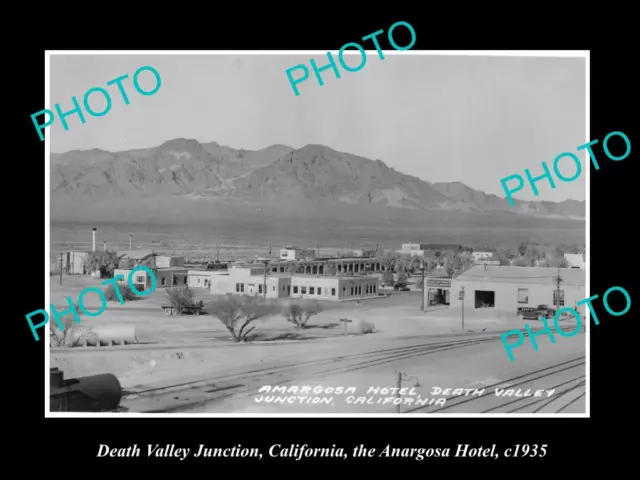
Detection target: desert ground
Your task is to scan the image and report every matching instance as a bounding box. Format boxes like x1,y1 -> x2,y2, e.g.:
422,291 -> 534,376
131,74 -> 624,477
49,274 -> 586,414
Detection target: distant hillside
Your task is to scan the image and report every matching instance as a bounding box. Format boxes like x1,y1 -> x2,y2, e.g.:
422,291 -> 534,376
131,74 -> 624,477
50,139 -> 585,219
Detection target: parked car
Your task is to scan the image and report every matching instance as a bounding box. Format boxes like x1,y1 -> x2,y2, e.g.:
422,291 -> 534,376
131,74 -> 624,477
394,283 -> 410,291
517,304 -> 556,321
161,300 -> 206,316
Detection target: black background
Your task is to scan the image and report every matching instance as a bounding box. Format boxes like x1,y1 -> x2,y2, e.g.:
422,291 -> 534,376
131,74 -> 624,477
13,11 -> 636,475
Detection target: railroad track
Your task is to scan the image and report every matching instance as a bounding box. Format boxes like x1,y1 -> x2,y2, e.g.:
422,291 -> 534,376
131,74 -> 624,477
120,334 -> 504,412
403,356 -> 586,414
120,328 -> 585,414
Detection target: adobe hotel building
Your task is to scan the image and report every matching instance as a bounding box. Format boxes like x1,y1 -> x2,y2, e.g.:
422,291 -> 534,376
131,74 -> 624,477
437,266 -> 586,315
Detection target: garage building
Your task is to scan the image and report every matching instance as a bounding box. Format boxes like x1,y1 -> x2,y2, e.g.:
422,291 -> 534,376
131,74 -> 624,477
448,265 -> 586,314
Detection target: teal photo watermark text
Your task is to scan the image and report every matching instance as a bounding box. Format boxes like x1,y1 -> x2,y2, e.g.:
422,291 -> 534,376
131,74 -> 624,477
500,131 -> 631,207
31,65 -> 162,141
26,266 -> 156,342
500,285 -> 631,362
285,21 -> 416,97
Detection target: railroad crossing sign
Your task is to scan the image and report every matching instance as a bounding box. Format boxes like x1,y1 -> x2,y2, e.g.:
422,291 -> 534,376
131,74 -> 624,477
339,318 -> 353,335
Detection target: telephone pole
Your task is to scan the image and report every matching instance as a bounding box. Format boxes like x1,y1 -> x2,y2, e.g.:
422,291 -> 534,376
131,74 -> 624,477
555,266 -> 562,309
59,252 -> 63,286
129,233 -> 132,252
395,371 -> 402,413
216,246 -> 220,262
461,287 -> 465,331
420,260 -> 426,312
259,258 -> 269,299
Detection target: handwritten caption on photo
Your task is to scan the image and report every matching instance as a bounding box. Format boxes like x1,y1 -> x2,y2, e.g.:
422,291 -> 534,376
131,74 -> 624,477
254,384 -> 558,406
285,21 -> 416,97
26,266 -> 157,342
97,442 -> 548,461
31,65 -> 162,141
499,130 -> 631,207
501,285 -> 632,361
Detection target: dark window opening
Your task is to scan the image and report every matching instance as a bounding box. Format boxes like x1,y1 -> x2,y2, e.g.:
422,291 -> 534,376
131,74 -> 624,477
475,290 -> 495,308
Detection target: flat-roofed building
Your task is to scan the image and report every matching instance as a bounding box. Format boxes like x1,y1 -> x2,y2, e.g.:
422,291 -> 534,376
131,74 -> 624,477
155,255 -> 186,268
280,246 -> 316,261
291,275 -> 379,301
188,269 -> 228,289
472,250 -> 496,261
447,265 -> 586,315
62,251 -> 90,275
564,253 -> 585,269
113,266 -> 189,290
209,265 -> 291,299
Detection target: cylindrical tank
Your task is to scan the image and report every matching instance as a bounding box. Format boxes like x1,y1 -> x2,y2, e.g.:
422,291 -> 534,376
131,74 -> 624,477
90,325 -> 137,345
50,368 -> 122,412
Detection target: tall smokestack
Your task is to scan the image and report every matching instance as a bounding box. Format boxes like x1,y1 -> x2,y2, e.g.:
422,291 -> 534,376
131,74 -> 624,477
92,228 -> 96,252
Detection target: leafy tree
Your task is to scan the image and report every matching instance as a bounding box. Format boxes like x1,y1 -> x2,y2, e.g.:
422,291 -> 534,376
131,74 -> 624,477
382,271 -> 395,286
208,296 -> 278,342
408,256 -> 423,273
393,256 -> 409,274
495,253 -> 512,266
517,241 -> 529,256
282,300 -> 323,329
119,254 -> 156,271
512,256 -> 534,267
396,272 -> 409,286
381,253 -> 398,272
539,257 -> 570,268
83,251 -> 120,278
459,251 -> 474,268
166,286 -> 195,309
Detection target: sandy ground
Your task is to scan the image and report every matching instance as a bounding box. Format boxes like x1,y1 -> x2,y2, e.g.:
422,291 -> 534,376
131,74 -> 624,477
49,275 -> 586,414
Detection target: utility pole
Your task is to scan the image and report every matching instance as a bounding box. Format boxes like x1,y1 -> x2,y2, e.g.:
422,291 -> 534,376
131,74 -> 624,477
460,286 -> 465,331
395,371 -> 402,413
317,244 -> 320,258
129,233 -> 132,252
59,252 -> 63,286
259,258 -> 269,299
394,371 -> 421,414
268,244 -> 272,257
216,246 -> 220,262
555,266 -> 562,310
420,260 -> 426,312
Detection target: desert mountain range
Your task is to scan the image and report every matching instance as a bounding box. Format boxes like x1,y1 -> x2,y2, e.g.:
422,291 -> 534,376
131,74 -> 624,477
50,139 -> 585,219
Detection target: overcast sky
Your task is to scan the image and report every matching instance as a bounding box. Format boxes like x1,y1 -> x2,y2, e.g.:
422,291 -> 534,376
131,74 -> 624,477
50,53 -> 586,202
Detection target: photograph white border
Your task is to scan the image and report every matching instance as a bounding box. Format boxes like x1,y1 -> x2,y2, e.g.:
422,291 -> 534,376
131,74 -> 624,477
44,50 -> 590,418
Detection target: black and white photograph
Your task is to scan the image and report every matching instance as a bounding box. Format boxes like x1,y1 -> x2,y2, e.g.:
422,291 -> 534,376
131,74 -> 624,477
46,51 -> 587,416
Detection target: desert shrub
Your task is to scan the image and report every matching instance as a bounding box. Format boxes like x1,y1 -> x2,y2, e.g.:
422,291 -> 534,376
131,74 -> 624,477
50,310 -> 85,347
208,296 -> 279,342
283,300 -> 323,329
104,282 -> 138,302
358,320 -> 376,334
166,286 -> 195,309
